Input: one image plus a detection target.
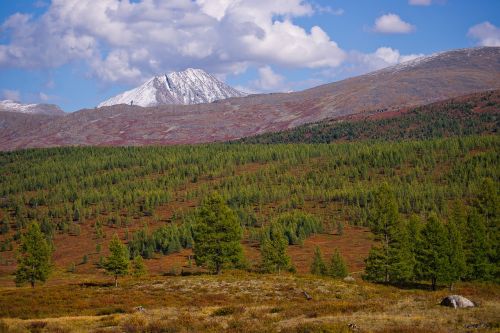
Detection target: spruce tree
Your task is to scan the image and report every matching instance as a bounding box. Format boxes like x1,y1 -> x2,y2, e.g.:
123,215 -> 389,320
15,222 -> 53,288
260,223 -> 291,273
193,193 -> 244,274
104,234 -> 130,287
310,246 -> 327,275
329,249 -> 348,278
416,214 -> 451,290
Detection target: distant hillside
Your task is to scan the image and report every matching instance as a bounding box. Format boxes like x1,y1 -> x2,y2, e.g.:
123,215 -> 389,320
0,47 -> 499,150
239,90 -> 500,144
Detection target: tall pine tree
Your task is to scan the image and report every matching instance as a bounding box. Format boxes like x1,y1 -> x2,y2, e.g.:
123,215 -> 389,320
193,193 -> 244,274
15,222 -> 53,288
364,184 -> 413,283
416,214 -> 451,290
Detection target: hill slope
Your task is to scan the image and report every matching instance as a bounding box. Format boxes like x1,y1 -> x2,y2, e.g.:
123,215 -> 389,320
98,68 -> 246,107
0,47 -> 499,151
239,90 -> 500,143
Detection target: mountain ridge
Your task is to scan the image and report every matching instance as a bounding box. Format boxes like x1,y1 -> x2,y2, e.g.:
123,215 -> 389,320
0,100 -> 64,116
0,47 -> 499,151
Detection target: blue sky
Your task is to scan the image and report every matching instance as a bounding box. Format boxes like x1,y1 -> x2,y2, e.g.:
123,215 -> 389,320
0,0 -> 498,112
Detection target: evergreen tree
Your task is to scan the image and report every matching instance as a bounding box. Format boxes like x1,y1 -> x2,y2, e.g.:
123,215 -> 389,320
446,215 -> 466,289
363,246 -> 387,282
15,222 -> 53,288
329,249 -> 348,278
364,184 -> 413,283
310,246 -> 327,275
193,193 -> 244,274
464,210 -> 491,280
131,255 -> 147,277
416,214 -> 451,290
104,234 -> 130,287
260,223 -> 291,273
406,215 -> 422,280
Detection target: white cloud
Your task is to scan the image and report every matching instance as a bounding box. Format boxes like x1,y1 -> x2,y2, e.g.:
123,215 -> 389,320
409,0 -> 432,6
0,0 -> 346,85
373,14 -> 415,34
325,47 -> 424,79
468,22 -> 500,47
1,89 -> 21,101
251,66 -> 287,91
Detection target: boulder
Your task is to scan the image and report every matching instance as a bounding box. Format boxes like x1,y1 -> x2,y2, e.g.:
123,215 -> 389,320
343,276 -> 355,283
440,295 -> 475,308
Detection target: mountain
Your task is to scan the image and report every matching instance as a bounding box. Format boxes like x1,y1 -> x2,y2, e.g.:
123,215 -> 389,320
0,47 -> 499,151
239,90 -> 500,144
0,100 -> 64,115
98,68 -> 246,107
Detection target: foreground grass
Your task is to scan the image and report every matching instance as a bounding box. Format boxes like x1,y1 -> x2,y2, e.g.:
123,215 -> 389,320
0,272 -> 498,333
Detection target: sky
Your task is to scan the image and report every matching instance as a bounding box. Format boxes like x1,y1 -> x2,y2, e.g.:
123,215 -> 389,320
0,0 -> 499,112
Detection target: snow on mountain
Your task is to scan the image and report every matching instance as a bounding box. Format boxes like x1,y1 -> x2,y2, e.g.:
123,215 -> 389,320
0,100 -> 64,115
98,68 -> 247,108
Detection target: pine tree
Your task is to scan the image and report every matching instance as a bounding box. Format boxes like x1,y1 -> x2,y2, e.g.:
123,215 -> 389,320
310,246 -> 327,276
446,215 -> 466,289
464,210 -> 491,280
131,255 -> 147,278
104,234 -> 130,287
364,184 -> 413,283
329,249 -> 348,278
193,193 -> 244,274
260,223 -> 291,273
416,214 -> 451,290
15,222 -> 53,288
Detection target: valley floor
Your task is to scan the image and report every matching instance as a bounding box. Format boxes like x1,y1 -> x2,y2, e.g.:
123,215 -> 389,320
0,272 -> 498,333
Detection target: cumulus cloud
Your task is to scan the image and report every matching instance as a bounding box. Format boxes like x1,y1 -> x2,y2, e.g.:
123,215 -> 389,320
251,66 -> 287,91
326,47 -> 424,79
468,22 -> 500,47
0,0 -> 346,85
1,89 -> 21,101
373,14 -> 415,34
409,0 -> 432,5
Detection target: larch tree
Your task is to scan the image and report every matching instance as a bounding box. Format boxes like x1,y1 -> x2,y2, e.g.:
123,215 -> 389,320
104,234 -> 130,287
329,249 -> 348,278
310,246 -> 327,276
193,193 -> 244,274
15,222 -> 53,288
260,222 -> 291,273
364,184 -> 413,283
416,214 -> 451,290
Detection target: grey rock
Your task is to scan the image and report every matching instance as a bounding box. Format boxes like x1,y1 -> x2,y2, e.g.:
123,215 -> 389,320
440,295 -> 475,308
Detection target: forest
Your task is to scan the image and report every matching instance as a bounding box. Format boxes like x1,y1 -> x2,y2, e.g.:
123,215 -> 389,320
240,90 -> 499,144
0,134 -> 498,286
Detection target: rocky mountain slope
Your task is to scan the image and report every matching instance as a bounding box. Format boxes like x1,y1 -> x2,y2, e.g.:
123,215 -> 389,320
98,68 -> 246,107
0,100 -> 64,115
1,47 -> 499,151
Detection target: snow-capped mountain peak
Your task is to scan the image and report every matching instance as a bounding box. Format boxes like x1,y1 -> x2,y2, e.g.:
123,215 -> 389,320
0,100 -> 64,115
98,68 -> 246,108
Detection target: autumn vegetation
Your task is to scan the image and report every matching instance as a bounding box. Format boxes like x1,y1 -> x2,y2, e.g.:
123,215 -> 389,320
0,131 -> 498,332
